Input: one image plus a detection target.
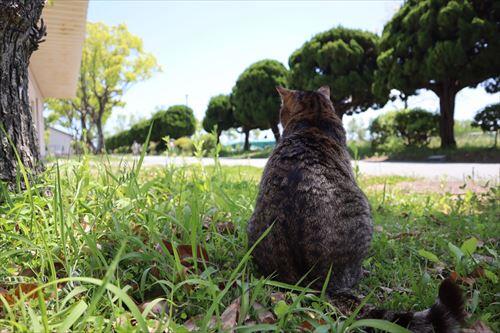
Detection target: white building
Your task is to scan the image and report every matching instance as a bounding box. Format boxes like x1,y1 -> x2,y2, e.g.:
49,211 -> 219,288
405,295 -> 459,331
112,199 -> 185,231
48,127 -> 74,156
28,0 -> 89,157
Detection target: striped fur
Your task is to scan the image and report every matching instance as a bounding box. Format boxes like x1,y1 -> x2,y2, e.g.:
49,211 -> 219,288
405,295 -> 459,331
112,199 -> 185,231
247,86 -> 373,291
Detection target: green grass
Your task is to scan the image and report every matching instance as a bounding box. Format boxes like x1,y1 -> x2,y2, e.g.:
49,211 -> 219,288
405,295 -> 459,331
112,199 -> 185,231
0,155 -> 498,332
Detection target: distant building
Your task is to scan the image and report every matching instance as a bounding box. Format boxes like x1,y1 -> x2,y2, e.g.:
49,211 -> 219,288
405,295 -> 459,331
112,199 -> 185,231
48,127 -> 74,156
28,1 -> 89,157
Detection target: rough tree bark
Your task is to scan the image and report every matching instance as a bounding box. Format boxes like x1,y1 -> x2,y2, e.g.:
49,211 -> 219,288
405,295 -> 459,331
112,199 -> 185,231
436,82 -> 457,149
0,0 -> 46,183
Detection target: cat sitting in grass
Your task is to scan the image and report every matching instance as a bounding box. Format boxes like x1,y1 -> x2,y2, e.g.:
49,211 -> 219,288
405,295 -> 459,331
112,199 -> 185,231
247,86 -> 464,332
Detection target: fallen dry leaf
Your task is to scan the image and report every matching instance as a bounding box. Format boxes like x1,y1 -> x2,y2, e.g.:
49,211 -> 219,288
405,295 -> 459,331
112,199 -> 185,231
270,292 -> 285,304
299,318 -> 326,332
471,266 -> 485,278
450,271 -> 476,286
156,241 -> 209,268
220,297 -> 241,332
298,320 -> 314,332
463,320 -> 494,333
138,300 -> 167,317
216,221 -> 235,234
252,302 -> 276,324
184,315 -> 217,332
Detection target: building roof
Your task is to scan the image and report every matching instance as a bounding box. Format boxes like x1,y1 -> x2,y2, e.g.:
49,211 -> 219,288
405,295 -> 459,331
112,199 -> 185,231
29,0 -> 89,99
48,126 -> 74,138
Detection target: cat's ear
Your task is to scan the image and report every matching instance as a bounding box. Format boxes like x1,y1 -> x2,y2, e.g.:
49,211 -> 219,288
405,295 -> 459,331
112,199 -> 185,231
276,86 -> 294,102
317,86 -> 330,99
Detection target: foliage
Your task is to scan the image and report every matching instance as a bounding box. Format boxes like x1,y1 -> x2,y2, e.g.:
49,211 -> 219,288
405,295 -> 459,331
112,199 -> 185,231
46,22 -> 159,152
472,103 -> 499,147
173,136 -> 194,154
0,158 -> 498,331
202,95 -> 236,142
370,108 -> 439,149
289,26 -> 383,117
200,133 -> 217,155
232,59 -> 288,140
106,105 -> 196,152
373,0 -> 500,148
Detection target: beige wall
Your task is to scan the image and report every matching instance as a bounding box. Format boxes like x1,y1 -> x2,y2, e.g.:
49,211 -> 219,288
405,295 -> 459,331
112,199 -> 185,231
26,0 -> 89,158
28,68 -> 46,157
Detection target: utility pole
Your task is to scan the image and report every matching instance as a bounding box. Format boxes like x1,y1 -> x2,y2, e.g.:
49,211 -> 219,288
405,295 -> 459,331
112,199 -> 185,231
185,94 -> 189,107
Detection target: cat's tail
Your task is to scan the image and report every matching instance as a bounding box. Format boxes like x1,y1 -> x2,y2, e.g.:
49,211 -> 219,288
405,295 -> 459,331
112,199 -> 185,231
364,278 -> 465,333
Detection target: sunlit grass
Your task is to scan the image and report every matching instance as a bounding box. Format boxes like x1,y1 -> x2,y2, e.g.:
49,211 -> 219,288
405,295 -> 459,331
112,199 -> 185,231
0,153 -> 498,332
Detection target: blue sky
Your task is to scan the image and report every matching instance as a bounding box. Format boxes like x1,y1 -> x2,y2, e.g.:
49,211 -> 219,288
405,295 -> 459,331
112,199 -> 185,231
87,1 -> 499,137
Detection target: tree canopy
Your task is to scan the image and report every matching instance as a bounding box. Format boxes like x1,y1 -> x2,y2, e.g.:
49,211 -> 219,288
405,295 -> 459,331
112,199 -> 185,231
373,0 -> 500,147
289,26 -> 382,118
47,22 -> 159,152
231,59 -> 288,144
202,94 -> 236,143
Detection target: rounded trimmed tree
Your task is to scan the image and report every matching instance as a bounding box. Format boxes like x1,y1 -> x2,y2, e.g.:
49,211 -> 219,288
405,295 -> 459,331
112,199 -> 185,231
232,59 -> 288,149
202,94 -> 235,143
153,105 -> 196,140
472,103 -> 499,148
289,26 -> 383,118
374,0 -> 500,148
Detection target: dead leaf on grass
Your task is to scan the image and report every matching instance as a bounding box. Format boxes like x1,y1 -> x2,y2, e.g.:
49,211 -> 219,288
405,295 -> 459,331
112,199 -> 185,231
155,241 -> 209,268
184,315 -> 217,332
252,302 -> 276,324
462,320 -> 494,333
220,297 -> 241,332
138,299 -> 167,317
270,292 -> 285,304
216,221 -> 236,234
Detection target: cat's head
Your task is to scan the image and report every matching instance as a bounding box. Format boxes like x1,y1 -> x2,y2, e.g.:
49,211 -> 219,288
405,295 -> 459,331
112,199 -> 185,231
276,86 -> 339,130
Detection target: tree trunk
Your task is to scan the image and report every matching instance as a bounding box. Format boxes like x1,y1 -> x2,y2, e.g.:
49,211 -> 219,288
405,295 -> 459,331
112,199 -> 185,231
95,116 -> 104,153
437,84 -> 457,148
243,128 -> 250,151
0,1 -> 46,183
270,123 -> 280,142
215,128 -> 222,144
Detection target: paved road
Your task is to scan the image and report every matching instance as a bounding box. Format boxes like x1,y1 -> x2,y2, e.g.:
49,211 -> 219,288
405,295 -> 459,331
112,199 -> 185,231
135,156 -> 499,180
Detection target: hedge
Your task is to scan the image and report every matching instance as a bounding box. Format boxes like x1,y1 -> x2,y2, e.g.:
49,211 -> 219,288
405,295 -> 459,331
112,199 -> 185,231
106,105 -> 196,152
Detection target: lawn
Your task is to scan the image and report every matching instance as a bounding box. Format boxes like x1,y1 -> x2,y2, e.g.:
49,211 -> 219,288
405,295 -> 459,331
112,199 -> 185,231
0,155 -> 498,332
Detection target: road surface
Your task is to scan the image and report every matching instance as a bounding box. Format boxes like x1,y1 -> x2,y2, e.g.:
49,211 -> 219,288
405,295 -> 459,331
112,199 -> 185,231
133,156 -> 499,180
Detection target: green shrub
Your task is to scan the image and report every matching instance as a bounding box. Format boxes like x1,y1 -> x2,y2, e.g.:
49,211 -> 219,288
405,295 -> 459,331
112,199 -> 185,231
113,146 -> 130,154
105,105 -> 196,152
472,103 -> 500,147
370,108 -> 439,150
174,137 -> 194,154
148,141 -> 159,155
200,133 -> 217,155
369,111 -> 397,148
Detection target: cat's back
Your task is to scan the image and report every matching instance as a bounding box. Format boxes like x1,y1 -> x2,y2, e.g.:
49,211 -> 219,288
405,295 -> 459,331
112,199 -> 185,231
259,128 -> 356,202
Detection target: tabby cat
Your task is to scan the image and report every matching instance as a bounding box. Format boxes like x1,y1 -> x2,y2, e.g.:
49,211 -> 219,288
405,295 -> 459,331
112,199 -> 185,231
247,86 -> 465,332
247,86 -> 372,291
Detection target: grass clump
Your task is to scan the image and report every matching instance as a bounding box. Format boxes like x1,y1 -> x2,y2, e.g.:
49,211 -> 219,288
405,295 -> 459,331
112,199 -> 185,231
0,155 -> 498,332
